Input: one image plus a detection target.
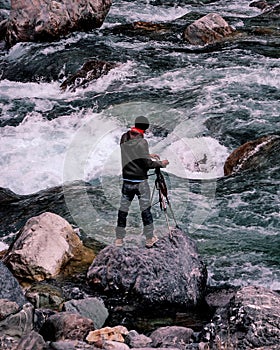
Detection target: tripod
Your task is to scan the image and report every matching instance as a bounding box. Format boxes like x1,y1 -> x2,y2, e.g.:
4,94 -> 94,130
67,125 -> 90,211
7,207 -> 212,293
151,168 -> 179,238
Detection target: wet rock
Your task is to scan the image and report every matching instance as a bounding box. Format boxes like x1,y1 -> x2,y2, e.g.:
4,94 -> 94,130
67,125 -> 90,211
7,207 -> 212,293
39,311 -> 94,341
0,187 -> 21,204
256,2 -> 280,17
249,1 -> 269,10
60,60 -> 118,92
25,283 -> 64,310
0,302 -> 34,338
126,330 -> 152,348
86,325 -> 129,344
183,13 -> 235,46
202,286 -> 280,349
16,330 -> 46,350
63,297 -> 109,329
87,228 -> 207,308
0,18 -> 7,41
150,326 -> 194,349
224,134 -> 280,175
110,21 -> 171,38
0,261 -> 26,306
205,286 -> 239,309
6,0 -> 112,47
3,212 -> 89,282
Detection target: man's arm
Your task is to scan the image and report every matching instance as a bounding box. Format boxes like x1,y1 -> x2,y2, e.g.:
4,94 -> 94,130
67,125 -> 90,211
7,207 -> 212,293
141,139 -> 169,169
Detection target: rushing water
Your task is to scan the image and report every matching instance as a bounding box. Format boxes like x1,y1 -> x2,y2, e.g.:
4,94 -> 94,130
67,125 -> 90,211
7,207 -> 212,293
0,0 -> 279,289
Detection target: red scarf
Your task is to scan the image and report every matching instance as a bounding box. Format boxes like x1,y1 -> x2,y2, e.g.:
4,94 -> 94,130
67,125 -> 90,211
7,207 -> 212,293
130,127 -> 145,135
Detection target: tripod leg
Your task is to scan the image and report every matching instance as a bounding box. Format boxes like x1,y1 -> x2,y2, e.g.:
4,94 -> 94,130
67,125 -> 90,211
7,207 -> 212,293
161,194 -> 172,239
166,197 -> 179,229
151,183 -> 156,205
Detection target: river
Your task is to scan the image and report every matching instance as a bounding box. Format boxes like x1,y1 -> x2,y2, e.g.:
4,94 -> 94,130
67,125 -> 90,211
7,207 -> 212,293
0,0 -> 279,290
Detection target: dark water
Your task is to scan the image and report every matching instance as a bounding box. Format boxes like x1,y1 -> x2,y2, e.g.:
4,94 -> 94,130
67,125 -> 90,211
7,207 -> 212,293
0,0 -> 279,290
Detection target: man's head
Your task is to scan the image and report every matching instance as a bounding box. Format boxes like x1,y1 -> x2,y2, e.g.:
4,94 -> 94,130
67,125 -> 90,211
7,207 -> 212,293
135,116 -> 149,131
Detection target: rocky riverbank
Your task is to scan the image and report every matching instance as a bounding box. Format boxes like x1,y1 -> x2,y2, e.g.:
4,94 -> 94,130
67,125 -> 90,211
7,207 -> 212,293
0,212 -> 279,350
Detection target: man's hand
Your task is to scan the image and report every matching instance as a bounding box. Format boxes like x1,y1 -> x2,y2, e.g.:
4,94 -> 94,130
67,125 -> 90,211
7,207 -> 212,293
161,160 -> 169,167
150,153 -> 160,160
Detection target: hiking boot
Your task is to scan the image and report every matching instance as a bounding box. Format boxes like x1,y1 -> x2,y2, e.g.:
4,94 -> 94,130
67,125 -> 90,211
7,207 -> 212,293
115,238 -> 124,247
145,236 -> 159,248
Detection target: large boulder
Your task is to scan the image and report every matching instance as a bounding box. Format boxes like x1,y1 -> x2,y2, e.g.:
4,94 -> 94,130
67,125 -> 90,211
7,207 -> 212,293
63,297 -> 109,329
87,228 -> 207,307
3,212 -> 89,282
224,134 -> 280,176
203,286 -> 280,349
6,0 -> 112,47
183,13 -> 235,46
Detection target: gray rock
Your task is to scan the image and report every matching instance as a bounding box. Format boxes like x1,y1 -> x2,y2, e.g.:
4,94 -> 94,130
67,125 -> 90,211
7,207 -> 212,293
63,297 -> 108,329
6,0 -> 112,47
103,341 -> 130,350
126,330 -> 152,348
16,330 -> 46,350
150,326 -> 194,350
87,228 -> 207,307
0,335 -> 19,350
0,302 -> 34,338
0,0 -> 10,10
0,299 -> 20,321
130,348 -> 181,350
0,261 -> 26,307
48,340 -> 96,349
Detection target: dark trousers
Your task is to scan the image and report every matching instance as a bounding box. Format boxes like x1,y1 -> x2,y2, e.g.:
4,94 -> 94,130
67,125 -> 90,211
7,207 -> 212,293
116,180 -> 154,239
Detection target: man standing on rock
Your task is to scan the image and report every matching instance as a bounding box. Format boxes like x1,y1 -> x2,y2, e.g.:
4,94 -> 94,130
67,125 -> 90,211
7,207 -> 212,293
115,116 -> 169,248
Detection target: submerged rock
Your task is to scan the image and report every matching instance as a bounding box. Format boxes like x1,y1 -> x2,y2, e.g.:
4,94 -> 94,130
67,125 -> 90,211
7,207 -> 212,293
224,134 -> 280,176
183,13 -> 235,46
60,60 -> 118,92
87,228 -> 207,308
3,212 -> 92,282
6,0 -> 112,47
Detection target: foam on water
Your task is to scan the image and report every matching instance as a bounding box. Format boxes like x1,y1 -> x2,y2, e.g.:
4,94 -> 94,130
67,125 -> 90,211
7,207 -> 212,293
0,108 -> 122,194
0,241 -> 8,252
156,136 -> 229,179
0,79 -> 62,100
106,1 -> 190,24
0,93 -> 229,195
